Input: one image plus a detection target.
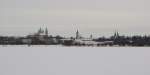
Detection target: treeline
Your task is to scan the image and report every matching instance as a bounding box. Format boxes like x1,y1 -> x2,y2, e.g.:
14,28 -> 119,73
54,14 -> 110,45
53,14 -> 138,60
94,35 -> 150,46
1,34 -> 150,46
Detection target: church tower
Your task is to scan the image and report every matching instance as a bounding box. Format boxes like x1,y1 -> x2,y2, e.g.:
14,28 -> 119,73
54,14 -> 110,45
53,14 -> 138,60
114,31 -> 119,39
38,27 -> 44,34
38,27 -> 42,34
76,30 -> 79,39
45,27 -> 48,36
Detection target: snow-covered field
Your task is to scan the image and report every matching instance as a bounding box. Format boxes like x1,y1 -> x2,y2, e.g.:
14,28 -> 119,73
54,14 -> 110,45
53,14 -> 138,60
0,46 -> 150,75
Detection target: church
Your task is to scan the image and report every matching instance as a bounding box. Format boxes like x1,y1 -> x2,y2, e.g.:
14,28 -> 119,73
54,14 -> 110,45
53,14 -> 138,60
22,27 -> 58,45
61,30 -> 113,46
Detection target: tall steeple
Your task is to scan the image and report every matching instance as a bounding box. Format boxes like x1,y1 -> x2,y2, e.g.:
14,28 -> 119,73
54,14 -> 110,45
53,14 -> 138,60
37,27 -> 45,35
45,27 -> 48,36
76,30 -> 79,39
113,24 -> 119,39
114,31 -> 119,39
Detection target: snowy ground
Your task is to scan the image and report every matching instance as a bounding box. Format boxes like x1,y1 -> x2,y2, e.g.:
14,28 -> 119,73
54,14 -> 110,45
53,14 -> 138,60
0,46 -> 150,75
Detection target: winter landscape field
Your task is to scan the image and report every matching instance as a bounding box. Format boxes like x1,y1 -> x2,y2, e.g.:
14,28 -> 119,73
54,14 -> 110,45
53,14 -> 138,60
0,46 -> 150,75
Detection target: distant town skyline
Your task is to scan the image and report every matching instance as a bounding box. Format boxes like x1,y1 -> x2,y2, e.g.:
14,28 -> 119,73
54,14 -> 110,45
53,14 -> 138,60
0,0 -> 150,37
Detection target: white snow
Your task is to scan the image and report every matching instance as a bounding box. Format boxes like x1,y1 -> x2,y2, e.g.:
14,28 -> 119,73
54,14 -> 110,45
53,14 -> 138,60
0,46 -> 150,75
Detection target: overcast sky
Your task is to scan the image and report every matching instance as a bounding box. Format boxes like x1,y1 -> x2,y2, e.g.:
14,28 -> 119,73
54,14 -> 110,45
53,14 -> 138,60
0,0 -> 150,37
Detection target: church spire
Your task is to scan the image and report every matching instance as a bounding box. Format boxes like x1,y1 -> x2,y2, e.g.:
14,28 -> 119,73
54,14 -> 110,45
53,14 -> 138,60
45,27 -> 48,36
38,27 -> 42,33
114,31 -> 119,39
76,29 -> 79,39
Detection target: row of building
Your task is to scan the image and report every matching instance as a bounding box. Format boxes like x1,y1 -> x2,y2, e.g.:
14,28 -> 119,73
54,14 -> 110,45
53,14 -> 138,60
1,27 -> 150,46
0,27 -> 117,46
60,30 -> 114,46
